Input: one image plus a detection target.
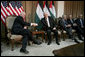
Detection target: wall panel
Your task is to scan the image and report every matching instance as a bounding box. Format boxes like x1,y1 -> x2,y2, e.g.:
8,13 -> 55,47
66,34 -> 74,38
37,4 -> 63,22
64,1 -> 84,18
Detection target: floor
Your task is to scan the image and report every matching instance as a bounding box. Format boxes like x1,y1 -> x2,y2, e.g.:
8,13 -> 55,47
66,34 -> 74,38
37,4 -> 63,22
1,38 -> 84,56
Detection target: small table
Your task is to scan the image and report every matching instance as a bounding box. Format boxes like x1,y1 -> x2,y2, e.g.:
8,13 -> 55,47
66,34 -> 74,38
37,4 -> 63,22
32,31 -> 45,42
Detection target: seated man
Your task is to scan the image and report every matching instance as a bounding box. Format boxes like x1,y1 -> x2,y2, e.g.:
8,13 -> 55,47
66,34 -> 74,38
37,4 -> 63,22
11,12 -> 41,54
67,14 -> 84,41
75,14 -> 84,40
59,15 -> 80,43
41,13 -> 60,45
57,17 -> 63,30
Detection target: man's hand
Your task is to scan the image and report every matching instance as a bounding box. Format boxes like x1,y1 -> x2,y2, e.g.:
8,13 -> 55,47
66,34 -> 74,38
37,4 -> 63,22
66,24 -> 71,27
31,23 -> 38,27
81,26 -> 84,28
73,23 -> 77,26
24,26 -> 27,29
53,27 -> 56,30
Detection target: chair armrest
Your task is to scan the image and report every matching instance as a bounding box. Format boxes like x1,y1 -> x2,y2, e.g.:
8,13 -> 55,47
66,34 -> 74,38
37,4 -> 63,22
11,35 -> 23,40
7,29 -> 12,39
7,32 -> 11,39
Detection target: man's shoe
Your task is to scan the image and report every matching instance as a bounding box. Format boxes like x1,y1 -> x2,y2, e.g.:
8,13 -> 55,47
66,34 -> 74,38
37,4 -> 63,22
47,42 -> 51,45
33,39 -> 42,45
74,39 -> 80,44
20,48 -> 29,54
79,38 -> 84,41
33,41 -> 41,45
56,42 -> 60,45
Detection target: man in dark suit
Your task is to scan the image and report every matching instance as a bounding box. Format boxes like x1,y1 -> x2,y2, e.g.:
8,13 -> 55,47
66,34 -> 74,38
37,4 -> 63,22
75,14 -> 84,40
11,12 -> 41,54
59,15 -> 80,43
57,17 -> 63,30
67,15 -> 84,41
67,15 -> 76,28
41,13 -> 60,45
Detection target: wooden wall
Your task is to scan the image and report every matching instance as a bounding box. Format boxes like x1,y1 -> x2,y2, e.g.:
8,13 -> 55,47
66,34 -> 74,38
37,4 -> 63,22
64,1 -> 84,18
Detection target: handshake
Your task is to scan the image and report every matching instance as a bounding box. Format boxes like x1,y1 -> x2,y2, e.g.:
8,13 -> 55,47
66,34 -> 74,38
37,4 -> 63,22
31,23 -> 38,27
24,23 -> 38,29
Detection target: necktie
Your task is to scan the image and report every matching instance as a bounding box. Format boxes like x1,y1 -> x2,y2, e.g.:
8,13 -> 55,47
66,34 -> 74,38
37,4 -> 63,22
80,19 -> 83,26
63,19 -> 66,26
70,19 -> 73,24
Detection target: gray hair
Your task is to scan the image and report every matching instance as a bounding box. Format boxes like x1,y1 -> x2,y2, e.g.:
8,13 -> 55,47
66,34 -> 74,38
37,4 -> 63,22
62,14 -> 67,19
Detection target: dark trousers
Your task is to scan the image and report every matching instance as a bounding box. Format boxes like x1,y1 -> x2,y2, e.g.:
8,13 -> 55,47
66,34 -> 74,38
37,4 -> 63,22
19,29 -> 33,49
77,27 -> 84,37
64,27 -> 73,39
73,26 -> 84,39
46,28 -> 58,43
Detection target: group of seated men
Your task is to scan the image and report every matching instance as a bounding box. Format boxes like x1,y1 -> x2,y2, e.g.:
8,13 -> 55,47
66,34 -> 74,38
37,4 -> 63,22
58,14 -> 84,43
11,12 -> 84,54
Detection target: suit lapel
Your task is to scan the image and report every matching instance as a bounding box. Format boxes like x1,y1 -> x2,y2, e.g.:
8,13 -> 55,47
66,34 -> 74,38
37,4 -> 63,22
43,18 -> 48,26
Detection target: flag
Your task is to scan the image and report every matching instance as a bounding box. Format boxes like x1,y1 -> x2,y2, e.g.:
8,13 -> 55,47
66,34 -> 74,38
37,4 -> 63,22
1,1 -> 24,26
16,1 -> 25,21
43,1 -> 50,16
49,1 -> 56,19
16,1 -> 24,15
1,1 -> 10,26
35,1 -> 44,30
9,1 -> 18,16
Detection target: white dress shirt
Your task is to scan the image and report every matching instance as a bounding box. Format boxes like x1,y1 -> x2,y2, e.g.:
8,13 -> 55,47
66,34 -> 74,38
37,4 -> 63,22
46,17 -> 50,27
80,19 -> 83,26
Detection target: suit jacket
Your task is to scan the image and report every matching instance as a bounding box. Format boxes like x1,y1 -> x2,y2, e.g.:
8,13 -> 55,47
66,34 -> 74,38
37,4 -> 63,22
58,19 -> 63,30
41,16 -> 56,31
67,19 -> 75,27
59,19 -> 70,30
75,18 -> 84,28
11,16 -> 30,34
